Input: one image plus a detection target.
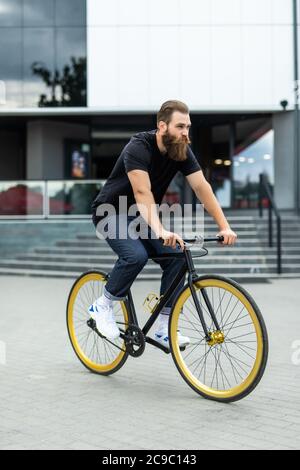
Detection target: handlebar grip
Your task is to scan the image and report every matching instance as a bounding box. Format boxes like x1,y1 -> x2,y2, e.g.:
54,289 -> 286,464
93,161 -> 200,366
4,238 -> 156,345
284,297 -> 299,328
202,236 -> 224,243
159,235 -> 224,245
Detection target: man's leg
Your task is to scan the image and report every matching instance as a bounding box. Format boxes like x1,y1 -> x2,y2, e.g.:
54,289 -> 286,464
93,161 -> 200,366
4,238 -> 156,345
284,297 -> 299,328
141,232 -> 189,347
141,231 -> 186,306
103,215 -> 149,299
89,214 -> 149,339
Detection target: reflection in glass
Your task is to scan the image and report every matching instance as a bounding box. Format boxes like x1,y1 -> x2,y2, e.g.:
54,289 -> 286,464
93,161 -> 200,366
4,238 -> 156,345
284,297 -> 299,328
0,0 -> 22,27
23,28 -> 55,107
56,27 -> 86,70
0,182 -> 44,216
0,28 -> 22,107
0,0 -> 87,108
31,55 -> 87,107
233,126 -> 274,209
211,125 -> 231,208
55,0 -> 86,26
48,181 -> 104,216
23,0 -> 55,27
215,179 -> 231,208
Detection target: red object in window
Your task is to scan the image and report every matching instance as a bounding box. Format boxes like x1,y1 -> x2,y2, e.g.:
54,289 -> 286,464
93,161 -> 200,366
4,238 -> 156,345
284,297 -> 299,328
0,185 -> 72,215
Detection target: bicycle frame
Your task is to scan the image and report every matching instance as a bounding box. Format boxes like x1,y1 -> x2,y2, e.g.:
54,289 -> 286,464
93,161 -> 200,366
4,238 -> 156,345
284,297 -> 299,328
121,244 -> 222,354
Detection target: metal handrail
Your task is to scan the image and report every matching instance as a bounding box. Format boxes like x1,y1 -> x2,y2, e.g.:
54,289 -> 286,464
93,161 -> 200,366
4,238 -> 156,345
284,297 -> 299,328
258,173 -> 282,274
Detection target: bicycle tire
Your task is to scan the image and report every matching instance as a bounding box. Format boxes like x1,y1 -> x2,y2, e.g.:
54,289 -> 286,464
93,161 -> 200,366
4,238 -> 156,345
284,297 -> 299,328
169,275 -> 268,403
66,270 -> 129,375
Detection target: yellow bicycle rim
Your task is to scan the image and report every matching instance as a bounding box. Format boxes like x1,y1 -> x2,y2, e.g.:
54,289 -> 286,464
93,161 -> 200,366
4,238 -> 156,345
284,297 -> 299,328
67,272 -> 128,373
170,278 -> 265,401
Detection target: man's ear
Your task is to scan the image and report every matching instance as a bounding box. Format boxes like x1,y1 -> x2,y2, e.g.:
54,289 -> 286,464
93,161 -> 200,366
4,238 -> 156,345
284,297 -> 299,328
157,120 -> 167,133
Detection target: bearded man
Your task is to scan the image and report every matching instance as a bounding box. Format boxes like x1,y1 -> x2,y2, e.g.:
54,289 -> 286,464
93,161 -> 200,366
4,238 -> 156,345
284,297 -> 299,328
90,100 -> 237,346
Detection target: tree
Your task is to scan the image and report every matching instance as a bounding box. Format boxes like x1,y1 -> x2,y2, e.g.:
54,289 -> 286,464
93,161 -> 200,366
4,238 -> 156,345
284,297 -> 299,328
31,57 -> 87,107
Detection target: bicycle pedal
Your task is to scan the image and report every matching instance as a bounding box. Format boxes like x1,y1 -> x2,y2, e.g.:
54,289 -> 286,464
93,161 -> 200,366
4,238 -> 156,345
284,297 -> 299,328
87,319 -> 107,339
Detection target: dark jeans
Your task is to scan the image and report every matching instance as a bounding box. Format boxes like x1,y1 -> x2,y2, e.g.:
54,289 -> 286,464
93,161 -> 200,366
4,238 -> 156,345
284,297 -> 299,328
93,214 -> 186,308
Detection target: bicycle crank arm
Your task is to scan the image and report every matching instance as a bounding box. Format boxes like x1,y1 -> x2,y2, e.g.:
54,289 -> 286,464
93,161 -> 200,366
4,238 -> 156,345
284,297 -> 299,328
86,318 -> 126,353
146,336 -> 171,354
145,336 -> 187,354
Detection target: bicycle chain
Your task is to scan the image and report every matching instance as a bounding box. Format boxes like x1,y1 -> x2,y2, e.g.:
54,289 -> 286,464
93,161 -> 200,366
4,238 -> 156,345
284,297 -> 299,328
87,319 -> 145,356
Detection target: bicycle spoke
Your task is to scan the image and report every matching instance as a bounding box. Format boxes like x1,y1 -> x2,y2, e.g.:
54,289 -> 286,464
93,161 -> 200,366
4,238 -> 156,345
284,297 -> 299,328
71,279 -> 127,366
171,279 -> 266,397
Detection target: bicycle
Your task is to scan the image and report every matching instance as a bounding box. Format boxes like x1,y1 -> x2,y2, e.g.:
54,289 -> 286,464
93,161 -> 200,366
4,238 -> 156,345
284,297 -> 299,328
66,236 -> 268,403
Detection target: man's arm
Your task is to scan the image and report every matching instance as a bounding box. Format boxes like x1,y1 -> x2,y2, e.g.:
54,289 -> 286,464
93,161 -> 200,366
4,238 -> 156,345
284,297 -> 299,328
127,169 -> 184,249
186,170 -> 237,245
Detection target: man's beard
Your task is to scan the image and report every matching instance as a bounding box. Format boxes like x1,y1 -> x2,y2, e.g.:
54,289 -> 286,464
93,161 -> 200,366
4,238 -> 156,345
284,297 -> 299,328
162,130 -> 191,162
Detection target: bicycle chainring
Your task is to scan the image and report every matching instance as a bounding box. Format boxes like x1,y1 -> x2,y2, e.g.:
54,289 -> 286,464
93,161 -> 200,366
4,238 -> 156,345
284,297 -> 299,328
124,325 -> 145,357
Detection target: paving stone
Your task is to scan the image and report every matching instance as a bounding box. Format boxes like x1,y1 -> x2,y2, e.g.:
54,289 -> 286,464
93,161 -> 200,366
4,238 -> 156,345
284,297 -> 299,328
0,276 -> 300,450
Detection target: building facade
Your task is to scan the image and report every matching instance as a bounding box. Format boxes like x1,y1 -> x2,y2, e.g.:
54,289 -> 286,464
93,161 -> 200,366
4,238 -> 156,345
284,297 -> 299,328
0,0 -> 299,215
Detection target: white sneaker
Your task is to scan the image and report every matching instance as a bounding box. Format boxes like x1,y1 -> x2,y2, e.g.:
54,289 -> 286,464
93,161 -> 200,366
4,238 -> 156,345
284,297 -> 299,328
154,329 -> 190,349
88,301 -> 120,340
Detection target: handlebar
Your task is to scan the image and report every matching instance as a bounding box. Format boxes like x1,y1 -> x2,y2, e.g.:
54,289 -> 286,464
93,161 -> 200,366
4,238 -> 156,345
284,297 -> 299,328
182,235 -> 224,245
159,235 -> 224,247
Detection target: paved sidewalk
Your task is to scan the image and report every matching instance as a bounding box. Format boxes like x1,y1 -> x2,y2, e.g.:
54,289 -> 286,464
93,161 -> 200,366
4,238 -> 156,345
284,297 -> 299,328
0,275 -> 299,450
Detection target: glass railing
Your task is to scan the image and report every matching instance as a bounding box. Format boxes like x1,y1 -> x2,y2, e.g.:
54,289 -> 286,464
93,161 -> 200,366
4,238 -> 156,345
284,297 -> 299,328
0,180 -> 106,218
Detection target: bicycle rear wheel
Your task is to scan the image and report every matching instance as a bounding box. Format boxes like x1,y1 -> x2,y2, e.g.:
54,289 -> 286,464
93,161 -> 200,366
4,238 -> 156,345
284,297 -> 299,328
170,275 -> 268,402
67,271 -> 129,375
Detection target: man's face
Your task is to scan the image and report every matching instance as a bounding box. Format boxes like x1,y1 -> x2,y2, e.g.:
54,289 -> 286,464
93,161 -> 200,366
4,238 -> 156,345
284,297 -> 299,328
160,111 -> 192,161
165,111 -> 191,141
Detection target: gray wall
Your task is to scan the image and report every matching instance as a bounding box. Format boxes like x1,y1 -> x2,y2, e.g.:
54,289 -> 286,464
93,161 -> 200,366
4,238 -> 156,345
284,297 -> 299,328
0,220 -> 93,259
0,130 -> 24,179
273,111 -> 296,210
27,120 -> 89,179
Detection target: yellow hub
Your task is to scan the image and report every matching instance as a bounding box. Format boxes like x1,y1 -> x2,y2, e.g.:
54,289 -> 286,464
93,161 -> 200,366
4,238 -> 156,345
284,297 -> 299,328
207,330 -> 225,347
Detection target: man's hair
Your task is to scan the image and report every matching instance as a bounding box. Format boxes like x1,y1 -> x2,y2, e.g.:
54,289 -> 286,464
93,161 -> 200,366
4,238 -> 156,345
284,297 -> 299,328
157,100 -> 189,126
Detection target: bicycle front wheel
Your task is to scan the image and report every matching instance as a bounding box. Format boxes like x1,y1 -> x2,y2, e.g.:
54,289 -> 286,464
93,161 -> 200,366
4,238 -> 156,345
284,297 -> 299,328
170,275 -> 268,402
67,271 -> 129,375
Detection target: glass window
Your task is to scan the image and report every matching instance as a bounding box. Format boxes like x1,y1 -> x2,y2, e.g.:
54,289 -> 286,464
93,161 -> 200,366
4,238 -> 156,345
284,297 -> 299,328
0,182 -> 44,216
0,0 -> 22,27
47,181 -> 104,216
55,28 -> 87,106
211,125 -> 232,208
0,28 -> 22,107
0,0 -> 87,108
23,28 -> 55,107
233,123 -> 274,209
23,0 -> 55,27
55,0 -> 86,27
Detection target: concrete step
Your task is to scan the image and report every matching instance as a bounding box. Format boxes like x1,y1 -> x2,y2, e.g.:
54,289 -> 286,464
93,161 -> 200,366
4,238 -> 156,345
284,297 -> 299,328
77,232 -> 262,241
1,259 -> 297,274
34,245 -> 300,255
55,239 -> 300,248
0,265 -> 299,281
1,213 -> 299,280
15,253 -> 300,264
3,266 -> 296,281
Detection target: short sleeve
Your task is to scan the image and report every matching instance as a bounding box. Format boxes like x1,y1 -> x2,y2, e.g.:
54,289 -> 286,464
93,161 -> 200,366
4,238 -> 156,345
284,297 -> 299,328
123,140 -> 151,174
179,147 -> 202,176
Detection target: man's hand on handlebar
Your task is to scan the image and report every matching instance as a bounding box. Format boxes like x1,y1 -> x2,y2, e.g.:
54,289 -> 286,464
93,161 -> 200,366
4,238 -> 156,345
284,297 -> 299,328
217,228 -> 238,245
159,229 -> 185,251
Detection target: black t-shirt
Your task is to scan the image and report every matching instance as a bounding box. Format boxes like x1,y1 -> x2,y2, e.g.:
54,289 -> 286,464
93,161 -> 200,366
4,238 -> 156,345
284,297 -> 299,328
92,130 -> 201,216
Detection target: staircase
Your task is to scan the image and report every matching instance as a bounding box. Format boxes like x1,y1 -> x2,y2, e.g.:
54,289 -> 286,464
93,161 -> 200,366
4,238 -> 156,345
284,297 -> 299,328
1,212 -> 300,281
